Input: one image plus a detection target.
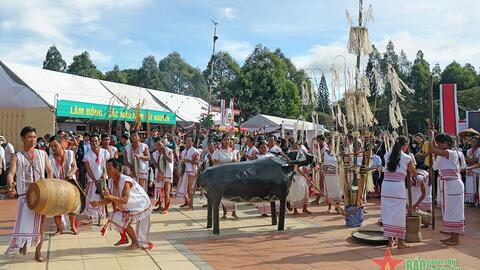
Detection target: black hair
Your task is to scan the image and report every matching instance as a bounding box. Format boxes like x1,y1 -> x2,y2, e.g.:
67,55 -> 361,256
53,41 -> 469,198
49,135 -> 60,143
121,133 -> 129,140
101,133 -> 110,140
83,132 -> 91,137
154,137 -> 162,143
56,130 -> 64,135
90,133 -> 100,140
107,158 -> 122,170
246,135 -> 255,142
415,133 -> 424,139
221,133 -> 229,140
435,133 -> 454,148
258,140 -> 267,147
268,134 -> 276,140
387,135 -> 408,172
20,126 -> 36,137
316,135 -> 325,141
130,130 -> 138,136
44,133 -> 52,140
37,137 -> 44,143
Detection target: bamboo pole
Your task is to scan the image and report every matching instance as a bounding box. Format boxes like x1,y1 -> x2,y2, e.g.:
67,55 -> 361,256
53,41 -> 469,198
428,75 -> 436,230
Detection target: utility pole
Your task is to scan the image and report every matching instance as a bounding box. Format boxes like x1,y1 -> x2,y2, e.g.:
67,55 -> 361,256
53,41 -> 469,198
207,20 -> 219,116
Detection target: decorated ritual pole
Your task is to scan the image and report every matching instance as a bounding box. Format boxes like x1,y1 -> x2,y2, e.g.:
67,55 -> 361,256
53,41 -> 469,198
428,75 -> 436,230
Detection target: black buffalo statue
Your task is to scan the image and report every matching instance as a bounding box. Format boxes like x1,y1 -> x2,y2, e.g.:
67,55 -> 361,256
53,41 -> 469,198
198,153 -> 314,234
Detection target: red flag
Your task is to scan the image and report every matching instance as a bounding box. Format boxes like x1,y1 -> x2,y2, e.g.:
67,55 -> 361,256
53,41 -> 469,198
440,84 -> 459,135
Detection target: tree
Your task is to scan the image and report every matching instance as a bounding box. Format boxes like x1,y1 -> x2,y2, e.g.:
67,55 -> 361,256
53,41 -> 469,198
380,41 -> 399,76
203,51 -> 241,101
432,63 -> 442,99
105,65 -> 127,84
67,51 -> 104,79
137,55 -> 161,90
460,63 -> 477,90
441,61 -> 463,88
122,68 -> 140,86
43,45 -> 67,72
404,50 -> 431,133
365,45 -> 383,99
234,44 -> 302,119
398,50 -> 412,79
317,73 -> 329,113
159,52 -> 208,98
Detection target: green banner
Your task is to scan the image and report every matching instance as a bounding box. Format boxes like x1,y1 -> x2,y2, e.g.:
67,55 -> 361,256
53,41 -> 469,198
56,100 -> 176,125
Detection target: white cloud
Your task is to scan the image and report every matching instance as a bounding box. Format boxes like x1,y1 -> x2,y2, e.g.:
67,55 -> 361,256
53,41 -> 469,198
224,7 -> 236,20
218,40 -> 252,63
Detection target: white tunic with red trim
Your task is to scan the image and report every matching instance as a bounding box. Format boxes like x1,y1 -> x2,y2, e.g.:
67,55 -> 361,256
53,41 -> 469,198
125,143 -> 149,179
104,174 -> 152,249
83,149 -> 110,219
434,149 -> 465,233
465,147 -> 479,203
5,149 -> 46,255
381,152 -> 411,239
175,147 -> 200,199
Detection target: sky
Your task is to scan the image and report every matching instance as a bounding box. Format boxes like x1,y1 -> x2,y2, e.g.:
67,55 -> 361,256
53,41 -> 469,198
1,0 -> 480,78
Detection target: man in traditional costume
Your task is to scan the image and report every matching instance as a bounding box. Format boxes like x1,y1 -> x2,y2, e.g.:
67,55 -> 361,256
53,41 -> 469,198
49,136 -> 79,235
310,135 -> 329,205
83,134 -> 109,226
5,126 -> 53,262
430,132 -> 465,245
90,158 -> 153,250
125,130 -> 150,191
176,136 -> 200,210
152,138 -> 174,214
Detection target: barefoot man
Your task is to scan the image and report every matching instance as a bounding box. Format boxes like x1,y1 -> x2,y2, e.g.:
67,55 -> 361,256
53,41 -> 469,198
49,136 -> 79,235
124,130 -> 150,191
5,126 -> 53,262
91,158 -> 153,250
152,138 -> 174,214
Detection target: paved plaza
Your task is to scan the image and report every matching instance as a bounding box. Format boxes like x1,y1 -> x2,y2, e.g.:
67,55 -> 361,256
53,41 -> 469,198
1,197 -> 480,270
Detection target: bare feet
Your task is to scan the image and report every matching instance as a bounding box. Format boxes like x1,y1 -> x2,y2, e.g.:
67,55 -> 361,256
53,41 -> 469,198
310,200 -> 320,205
34,253 -> 46,262
19,246 -> 27,255
221,215 -> 227,220
114,238 -> 129,246
161,209 -> 168,214
303,209 -> 312,214
153,206 -> 163,212
387,240 -> 395,248
70,227 -> 79,235
445,239 -> 460,246
180,202 -> 189,208
440,237 -> 452,243
53,230 -> 63,236
292,210 -> 299,216
126,243 -> 140,250
325,210 -> 332,214
232,213 -> 239,220
397,243 -> 410,249
260,214 -> 269,217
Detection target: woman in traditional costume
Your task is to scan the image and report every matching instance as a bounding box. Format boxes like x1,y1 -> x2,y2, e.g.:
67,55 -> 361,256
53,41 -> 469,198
381,136 -> 416,249
430,132 -> 465,245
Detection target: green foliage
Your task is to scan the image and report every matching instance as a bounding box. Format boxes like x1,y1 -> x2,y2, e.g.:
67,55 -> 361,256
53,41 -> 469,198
138,55 -> 161,90
105,65 -> 127,84
67,51 -> 104,79
159,52 -> 208,98
199,113 -> 214,129
234,45 -> 302,119
122,68 -> 140,86
43,46 -> 66,72
204,51 -> 241,101
439,61 -> 477,90
317,73 -> 329,113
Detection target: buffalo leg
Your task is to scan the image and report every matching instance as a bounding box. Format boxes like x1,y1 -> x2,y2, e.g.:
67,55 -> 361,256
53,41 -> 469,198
212,196 -> 221,235
278,185 -> 287,231
207,196 -> 212,228
271,201 -> 277,226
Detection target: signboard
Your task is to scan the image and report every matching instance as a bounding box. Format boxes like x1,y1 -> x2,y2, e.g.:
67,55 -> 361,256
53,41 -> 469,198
56,100 -> 176,125
439,84 -> 459,135
467,111 -> 480,132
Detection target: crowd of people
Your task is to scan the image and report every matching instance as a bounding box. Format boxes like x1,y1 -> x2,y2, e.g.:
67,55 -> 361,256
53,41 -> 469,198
1,125 -> 480,261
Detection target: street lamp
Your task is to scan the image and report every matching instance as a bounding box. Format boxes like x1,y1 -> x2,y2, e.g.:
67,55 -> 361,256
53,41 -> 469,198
207,20 -> 219,116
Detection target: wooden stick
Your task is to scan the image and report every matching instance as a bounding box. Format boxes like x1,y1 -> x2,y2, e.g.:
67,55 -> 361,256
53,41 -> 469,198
428,75 -> 436,230
403,119 -> 414,216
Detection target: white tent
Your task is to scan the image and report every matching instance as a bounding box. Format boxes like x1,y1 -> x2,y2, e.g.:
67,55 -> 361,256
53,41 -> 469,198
148,90 -> 208,122
241,114 -> 328,133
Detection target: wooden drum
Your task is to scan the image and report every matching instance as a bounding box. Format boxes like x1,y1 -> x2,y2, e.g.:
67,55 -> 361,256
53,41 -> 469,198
26,178 -> 81,216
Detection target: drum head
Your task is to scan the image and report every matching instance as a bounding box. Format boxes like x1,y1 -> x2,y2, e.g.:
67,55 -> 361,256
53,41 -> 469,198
351,231 -> 388,245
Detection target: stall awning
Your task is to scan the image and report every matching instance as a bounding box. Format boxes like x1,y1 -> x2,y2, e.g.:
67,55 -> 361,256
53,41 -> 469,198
241,114 -> 328,133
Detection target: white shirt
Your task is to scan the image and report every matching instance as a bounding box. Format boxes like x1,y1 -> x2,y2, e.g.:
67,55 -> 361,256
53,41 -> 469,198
0,146 -> 5,171
212,148 -> 236,164
466,147 -> 480,173
256,152 -> 274,159
384,151 -> 412,174
181,146 -> 200,172
3,143 -> 14,167
268,145 -> 282,154
152,148 -> 174,179
125,143 -> 149,173
49,150 -> 76,179
83,148 -> 110,181
246,146 -> 259,159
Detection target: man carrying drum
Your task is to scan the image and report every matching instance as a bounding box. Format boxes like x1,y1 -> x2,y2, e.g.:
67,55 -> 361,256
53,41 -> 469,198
5,126 -> 53,262
48,136 -> 79,235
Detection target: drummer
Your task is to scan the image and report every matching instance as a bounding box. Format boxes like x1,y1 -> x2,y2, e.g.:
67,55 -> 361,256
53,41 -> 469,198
49,136 -> 79,235
5,126 -> 53,262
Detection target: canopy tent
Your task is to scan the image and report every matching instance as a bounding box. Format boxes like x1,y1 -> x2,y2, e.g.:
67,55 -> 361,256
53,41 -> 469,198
241,114 -> 328,133
147,89 -> 208,122
0,60 -> 209,123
